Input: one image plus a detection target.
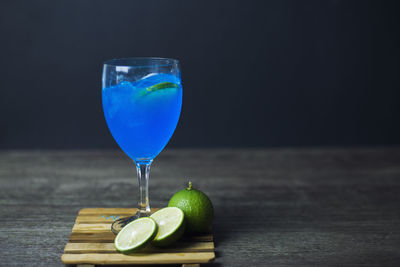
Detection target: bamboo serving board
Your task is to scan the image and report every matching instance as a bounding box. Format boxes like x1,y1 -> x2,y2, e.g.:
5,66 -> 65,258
61,208 -> 215,266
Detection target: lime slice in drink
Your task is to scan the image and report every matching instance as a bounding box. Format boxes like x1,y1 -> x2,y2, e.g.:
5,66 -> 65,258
147,82 -> 179,92
139,82 -> 180,97
114,217 -> 158,254
150,207 -> 185,247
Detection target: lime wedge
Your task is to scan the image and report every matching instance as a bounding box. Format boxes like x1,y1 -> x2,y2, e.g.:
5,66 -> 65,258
147,82 -> 179,91
139,82 -> 180,96
150,207 -> 185,247
114,217 -> 158,254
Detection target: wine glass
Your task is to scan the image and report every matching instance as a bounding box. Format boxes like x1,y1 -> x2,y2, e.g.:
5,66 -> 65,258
102,57 -> 182,234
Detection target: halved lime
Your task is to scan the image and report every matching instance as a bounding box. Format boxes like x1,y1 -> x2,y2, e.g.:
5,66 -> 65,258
150,207 -> 185,247
114,217 -> 158,254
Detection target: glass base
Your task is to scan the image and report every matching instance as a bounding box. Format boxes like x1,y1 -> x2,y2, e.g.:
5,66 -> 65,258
111,210 -> 152,234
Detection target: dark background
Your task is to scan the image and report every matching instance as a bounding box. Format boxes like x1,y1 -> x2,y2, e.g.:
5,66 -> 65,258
0,0 -> 399,149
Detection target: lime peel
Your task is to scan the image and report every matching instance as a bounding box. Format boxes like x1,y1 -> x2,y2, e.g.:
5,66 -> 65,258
168,181 -> 214,233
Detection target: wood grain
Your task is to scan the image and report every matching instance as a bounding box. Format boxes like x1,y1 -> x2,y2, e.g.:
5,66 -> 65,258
1,148 -> 400,266
62,252 -> 215,264
69,232 -> 213,243
78,207 -> 159,215
64,242 -> 214,253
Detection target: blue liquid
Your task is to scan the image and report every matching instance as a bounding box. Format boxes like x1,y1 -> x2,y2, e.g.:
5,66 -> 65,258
102,73 -> 182,161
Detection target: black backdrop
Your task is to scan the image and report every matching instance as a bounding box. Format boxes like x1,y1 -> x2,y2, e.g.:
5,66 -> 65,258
1,0 -> 399,149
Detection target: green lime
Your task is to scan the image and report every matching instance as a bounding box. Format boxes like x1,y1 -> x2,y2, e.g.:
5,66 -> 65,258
147,82 -> 179,91
139,82 -> 180,96
150,207 -> 185,247
114,217 -> 158,254
168,181 -> 214,233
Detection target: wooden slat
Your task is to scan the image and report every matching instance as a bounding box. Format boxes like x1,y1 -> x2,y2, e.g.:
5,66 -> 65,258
61,252 -> 215,264
64,242 -> 214,253
78,208 -> 137,215
78,208 -> 159,215
69,232 -> 213,242
72,223 -> 212,236
75,215 -> 116,223
69,232 -> 115,242
75,208 -> 162,223
72,223 -> 112,232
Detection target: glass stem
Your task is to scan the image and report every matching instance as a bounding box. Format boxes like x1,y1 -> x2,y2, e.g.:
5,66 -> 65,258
135,160 -> 152,217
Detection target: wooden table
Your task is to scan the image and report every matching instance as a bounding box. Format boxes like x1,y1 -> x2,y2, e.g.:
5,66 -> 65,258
0,148 -> 400,266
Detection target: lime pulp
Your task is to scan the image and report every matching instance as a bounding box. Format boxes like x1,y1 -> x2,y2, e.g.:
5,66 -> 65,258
114,217 -> 158,254
150,207 -> 185,247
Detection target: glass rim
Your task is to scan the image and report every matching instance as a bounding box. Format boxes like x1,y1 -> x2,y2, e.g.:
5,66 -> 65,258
104,57 -> 179,68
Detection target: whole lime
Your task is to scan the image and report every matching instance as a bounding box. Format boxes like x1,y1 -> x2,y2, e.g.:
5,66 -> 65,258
168,181 -> 214,233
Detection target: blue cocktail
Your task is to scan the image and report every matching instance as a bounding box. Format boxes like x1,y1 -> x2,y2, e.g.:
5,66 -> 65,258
103,73 -> 182,161
102,58 -> 182,233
